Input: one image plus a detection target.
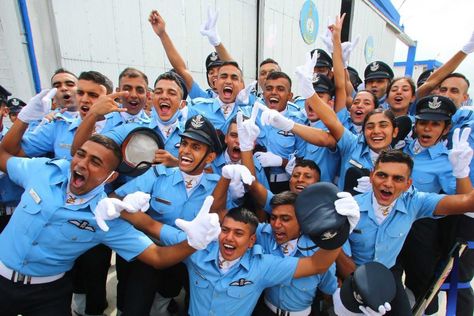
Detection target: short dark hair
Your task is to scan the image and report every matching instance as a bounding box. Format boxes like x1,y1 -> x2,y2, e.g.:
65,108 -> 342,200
375,149 -> 414,175
387,77 -> 416,97
354,90 -> 379,108
88,134 -> 123,170
78,71 -> 114,94
363,108 -> 396,132
259,58 -> 280,69
294,159 -> 321,178
225,207 -> 259,234
270,191 -> 297,208
219,61 -> 244,79
153,71 -> 185,100
50,68 -> 77,84
266,71 -> 292,89
118,67 -> 148,86
443,73 -> 470,89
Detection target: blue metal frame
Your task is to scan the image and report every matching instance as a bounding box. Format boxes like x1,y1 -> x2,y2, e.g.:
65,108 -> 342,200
18,0 -> 41,93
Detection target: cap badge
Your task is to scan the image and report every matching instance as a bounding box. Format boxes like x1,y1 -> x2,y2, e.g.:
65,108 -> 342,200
428,96 -> 442,109
312,73 -> 320,83
12,99 -> 19,106
370,62 -> 379,72
321,230 -> 338,240
353,290 -> 364,304
316,52 -> 321,59
191,115 -> 205,129
210,52 -> 218,61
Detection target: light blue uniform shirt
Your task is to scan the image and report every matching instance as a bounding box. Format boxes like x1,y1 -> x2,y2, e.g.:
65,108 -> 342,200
303,120 -> 341,183
22,112 -> 80,160
336,129 -> 374,189
188,97 -> 252,134
0,172 -> 23,207
404,140 -> 456,194
256,224 -> 337,311
160,236 -> 298,316
102,110 -> 150,134
0,157 -> 152,276
115,165 -> 219,226
189,81 -> 217,100
349,190 -> 444,268
256,107 -> 307,176
337,108 -> 361,135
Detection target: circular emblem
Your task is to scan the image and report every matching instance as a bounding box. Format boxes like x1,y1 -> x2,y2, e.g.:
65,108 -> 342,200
364,36 -> 374,64
299,0 -> 319,45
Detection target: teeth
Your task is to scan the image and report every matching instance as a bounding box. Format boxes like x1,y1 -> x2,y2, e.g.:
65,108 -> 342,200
224,87 -> 233,92
270,97 -> 278,102
181,157 -> 192,162
223,244 -> 235,249
75,171 -> 83,176
160,102 -> 170,108
296,185 -> 305,190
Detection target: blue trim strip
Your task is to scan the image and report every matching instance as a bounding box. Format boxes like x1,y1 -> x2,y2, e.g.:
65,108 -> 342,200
404,44 -> 417,76
369,0 -> 401,27
394,59 -> 443,68
18,0 -> 41,93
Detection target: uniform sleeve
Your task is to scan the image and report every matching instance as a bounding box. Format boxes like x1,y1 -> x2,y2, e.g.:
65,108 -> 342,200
317,263 -> 338,295
114,167 -> 158,197
21,122 -> 56,157
337,128 -> 358,158
295,135 -> 307,158
412,191 -> 445,218
439,165 -> 456,195
6,157 -> 48,188
260,254 -> 299,288
103,124 -> 136,146
188,81 -> 209,99
102,219 -> 153,261
160,224 -> 187,246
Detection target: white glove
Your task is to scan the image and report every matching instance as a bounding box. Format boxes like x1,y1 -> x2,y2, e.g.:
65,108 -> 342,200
254,151 -> 283,168
123,191 -> 151,213
260,109 -> 295,132
320,27 -> 334,54
200,6 -> 221,46
175,196 -> 221,250
285,155 -> 296,175
332,288 -> 361,316
359,303 -> 391,316
341,35 -> 360,67
353,176 -> 371,193
461,30 -> 474,54
464,212 -> 474,218
18,88 -> 57,123
295,52 -> 318,99
334,192 -> 360,233
236,80 -> 257,105
449,127 -> 473,178
236,108 -> 260,151
229,178 -> 245,200
93,197 -> 134,232
222,164 -> 255,185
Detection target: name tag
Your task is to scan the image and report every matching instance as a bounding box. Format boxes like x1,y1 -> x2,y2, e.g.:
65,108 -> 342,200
29,189 -> 41,204
349,159 -> 363,169
155,197 -> 172,205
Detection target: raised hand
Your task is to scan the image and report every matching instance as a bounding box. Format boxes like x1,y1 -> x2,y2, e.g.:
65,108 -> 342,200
90,90 -> 129,117
295,52 -> 317,99
175,196 -> 221,250
260,109 -> 295,132
334,192 -> 360,233
94,197 -> 134,232
236,80 -> 257,105
449,127 -> 473,178
236,106 -> 261,151
18,88 -> 57,123
200,6 -> 221,46
149,10 -> 166,37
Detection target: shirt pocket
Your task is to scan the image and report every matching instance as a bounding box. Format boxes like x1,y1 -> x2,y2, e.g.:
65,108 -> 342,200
189,267 -> 209,289
59,221 -> 95,242
15,199 -> 42,234
150,196 -> 176,220
385,217 -> 411,241
226,282 -> 256,298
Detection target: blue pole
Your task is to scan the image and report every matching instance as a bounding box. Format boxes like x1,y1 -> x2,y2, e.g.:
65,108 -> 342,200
18,0 -> 41,93
404,41 -> 417,77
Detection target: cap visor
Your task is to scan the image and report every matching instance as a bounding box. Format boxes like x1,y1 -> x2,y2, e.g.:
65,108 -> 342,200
415,113 -> 450,121
340,276 -> 364,313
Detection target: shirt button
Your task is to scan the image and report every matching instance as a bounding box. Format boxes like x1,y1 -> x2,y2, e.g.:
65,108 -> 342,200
23,260 -> 28,265
72,237 -> 77,241
44,223 -> 50,227
32,241 -> 38,246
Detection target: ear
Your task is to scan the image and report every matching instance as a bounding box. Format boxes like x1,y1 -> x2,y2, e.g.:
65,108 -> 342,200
179,100 -> 187,109
115,87 -> 120,93
392,127 -> 399,139
442,123 -> 451,136
105,171 -> 119,184
248,233 -> 257,248
404,178 -> 413,191
205,151 -> 217,164
287,91 -> 294,102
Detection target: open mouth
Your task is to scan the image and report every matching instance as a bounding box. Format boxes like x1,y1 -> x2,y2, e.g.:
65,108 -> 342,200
274,231 -> 286,241
71,170 -> 86,188
80,106 -> 90,113
379,188 -> 393,202
394,96 -> 403,103
294,184 -> 306,192
63,94 -> 71,100
222,243 -> 236,257
159,102 -> 171,115
269,97 -> 279,107
370,136 -> 385,144
223,86 -> 233,98
180,156 -> 193,166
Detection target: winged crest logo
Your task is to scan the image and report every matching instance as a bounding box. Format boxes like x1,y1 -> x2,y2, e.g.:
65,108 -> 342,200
210,52 -> 218,61
229,278 -> 254,287
428,96 -> 442,109
191,115 -> 205,129
12,99 -> 19,106
321,230 -> 338,240
312,73 -> 320,83
370,62 -> 379,72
